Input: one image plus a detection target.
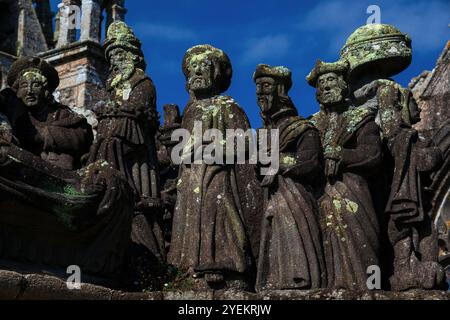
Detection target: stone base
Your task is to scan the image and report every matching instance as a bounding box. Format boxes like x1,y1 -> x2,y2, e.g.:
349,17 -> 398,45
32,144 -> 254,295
0,269 -> 448,300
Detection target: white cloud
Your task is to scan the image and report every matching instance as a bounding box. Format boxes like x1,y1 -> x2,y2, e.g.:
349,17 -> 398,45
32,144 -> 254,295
241,34 -> 291,64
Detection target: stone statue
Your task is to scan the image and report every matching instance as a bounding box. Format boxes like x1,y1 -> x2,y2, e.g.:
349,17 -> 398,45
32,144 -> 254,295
0,57 -> 134,285
307,59 -> 383,290
167,45 -> 255,289
4,57 -> 93,170
87,21 -> 165,289
157,104 -> 182,248
340,24 -> 446,290
253,64 -> 326,291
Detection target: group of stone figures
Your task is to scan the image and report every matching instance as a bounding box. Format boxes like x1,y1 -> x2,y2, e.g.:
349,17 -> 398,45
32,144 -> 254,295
0,21 -> 448,292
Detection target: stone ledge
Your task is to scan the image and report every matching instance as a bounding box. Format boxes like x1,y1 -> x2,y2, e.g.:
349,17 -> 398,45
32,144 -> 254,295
0,270 -> 448,300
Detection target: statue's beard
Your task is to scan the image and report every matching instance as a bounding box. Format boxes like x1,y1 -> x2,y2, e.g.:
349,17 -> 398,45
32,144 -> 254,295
112,62 -> 135,85
257,95 -> 274,114
188,76 -> 212,93
318,88 -> 345,107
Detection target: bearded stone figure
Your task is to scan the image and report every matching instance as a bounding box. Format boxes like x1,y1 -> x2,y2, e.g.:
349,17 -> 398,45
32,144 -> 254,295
341,24 -> 446,290
87,21 -> 165,289
167,45 -> 257,290
307,60 -> 383,290
253,64 -> 326,291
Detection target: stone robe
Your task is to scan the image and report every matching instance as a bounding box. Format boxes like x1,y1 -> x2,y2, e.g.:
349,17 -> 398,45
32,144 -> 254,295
7,97 -> 93,171
312,107 -> 382,290
256,110 -> 326,291
168,95 -> 254,280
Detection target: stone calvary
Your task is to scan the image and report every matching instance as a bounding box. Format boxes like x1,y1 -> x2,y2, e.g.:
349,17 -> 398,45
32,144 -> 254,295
0,16 -> 449,296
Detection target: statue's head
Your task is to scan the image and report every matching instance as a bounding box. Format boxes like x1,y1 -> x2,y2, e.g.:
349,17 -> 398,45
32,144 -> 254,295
182,45 -> 232,98
7,57 -> 59,111
104,21 -> 145,84
253,64 -> 292,115
307,59 -> 349,109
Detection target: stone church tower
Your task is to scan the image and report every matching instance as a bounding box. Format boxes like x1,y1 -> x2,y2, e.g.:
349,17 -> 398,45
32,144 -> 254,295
0,0 -> 127,126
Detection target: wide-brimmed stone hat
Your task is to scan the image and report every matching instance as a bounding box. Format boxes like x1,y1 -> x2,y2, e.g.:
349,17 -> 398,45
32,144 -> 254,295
306,59 -> 349,87
7,56 -> 59,93
253,64 -> 293,92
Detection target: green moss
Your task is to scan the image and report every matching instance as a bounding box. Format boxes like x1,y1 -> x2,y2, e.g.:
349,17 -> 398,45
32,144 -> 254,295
344,199 -> 358,214
333,199 -> 342,212
63,185 -> 85,197
343,107 -> 371,133
282,155 -> 296,165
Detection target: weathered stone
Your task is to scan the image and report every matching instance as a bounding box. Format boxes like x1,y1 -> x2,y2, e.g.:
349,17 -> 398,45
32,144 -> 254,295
0,270 -> 23,300
168,44 -> 259,290
253,64 -> 326,291
88,21 -> 165,292
308,59 -> 383,291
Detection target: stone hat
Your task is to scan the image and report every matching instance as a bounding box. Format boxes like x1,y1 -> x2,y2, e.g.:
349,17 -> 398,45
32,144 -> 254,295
182,44 -> 232,93
306,59 -> 349,87
7,56 -> 59,93
253,64 -> 293,92
104,21 -> 143,60
340,24 -> 412,78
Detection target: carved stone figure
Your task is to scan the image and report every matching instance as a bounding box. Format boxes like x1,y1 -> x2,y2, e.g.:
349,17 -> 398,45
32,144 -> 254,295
4,57 -> 93,170
87,21 -> 165,289
307,60 -> 383,290
157,104 -> 182,248
340,24 -> 446,290
167,45 -> 255,289
253,64 -> 326,291
0,58 -> 134,285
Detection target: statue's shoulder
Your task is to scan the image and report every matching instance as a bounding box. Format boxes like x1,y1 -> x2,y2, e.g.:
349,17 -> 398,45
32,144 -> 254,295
131,68 -> 154,87
51,102 -> 88,125
214,95 -> 249,125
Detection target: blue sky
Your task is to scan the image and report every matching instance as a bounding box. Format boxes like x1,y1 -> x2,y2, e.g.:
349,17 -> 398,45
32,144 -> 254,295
50,0 -> 449,128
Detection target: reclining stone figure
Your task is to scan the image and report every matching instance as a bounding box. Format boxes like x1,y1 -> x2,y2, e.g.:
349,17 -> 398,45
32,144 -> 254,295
0,57 -> 134,285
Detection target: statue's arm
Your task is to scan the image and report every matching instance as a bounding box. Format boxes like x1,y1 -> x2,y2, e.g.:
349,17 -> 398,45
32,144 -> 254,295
282,129 -> 322,178
44,113 -> 93,157
340,121 -> 383,173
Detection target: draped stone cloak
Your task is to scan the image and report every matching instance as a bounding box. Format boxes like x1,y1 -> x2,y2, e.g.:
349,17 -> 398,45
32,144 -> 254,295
312,107 -> 383,290
168,95 -> 254,277
256,111 -> 326,291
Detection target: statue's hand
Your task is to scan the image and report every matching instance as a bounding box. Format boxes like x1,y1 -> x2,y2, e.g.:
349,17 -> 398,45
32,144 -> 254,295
354,79 -> 397,102
325,159 -> 339,180
0,130 -> 13,145
83,181 -> 106,195
376,84 -> 404,139
93,100 -> 115,116
324,145 -> 342,161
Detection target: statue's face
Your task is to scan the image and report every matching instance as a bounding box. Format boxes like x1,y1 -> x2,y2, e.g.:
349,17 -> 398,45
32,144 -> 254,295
316,72 -> 347,107
255,77 -> 276,113
187,55 -> 214,94
109,48 -> 135,79
16,71 -> 48,110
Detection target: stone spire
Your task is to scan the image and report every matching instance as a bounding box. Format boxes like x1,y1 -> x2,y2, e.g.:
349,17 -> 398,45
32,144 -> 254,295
33,0 -> 54,48
56,0 -> 80,48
